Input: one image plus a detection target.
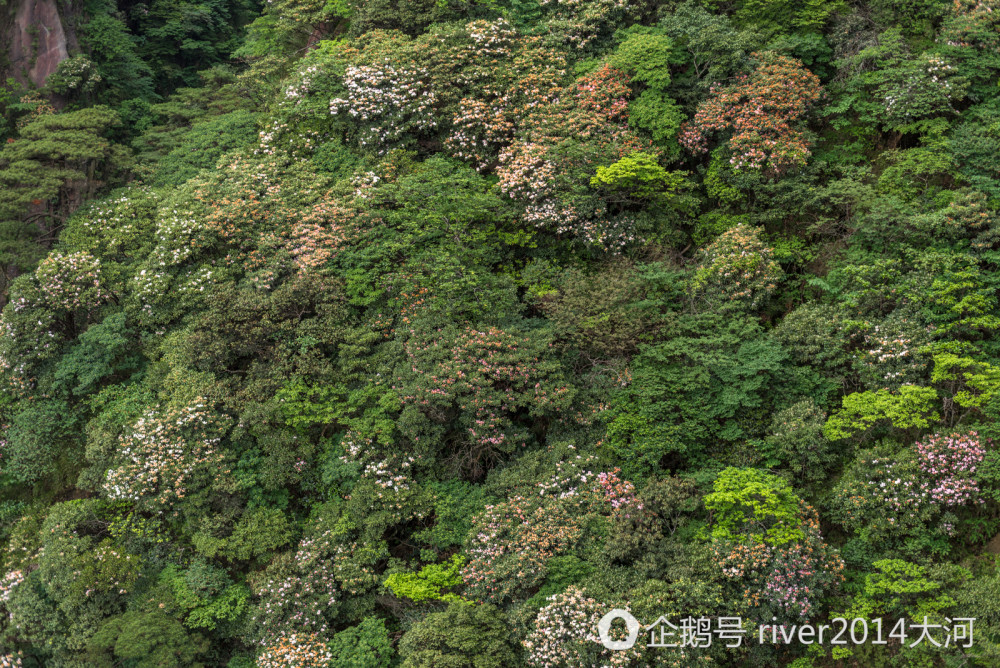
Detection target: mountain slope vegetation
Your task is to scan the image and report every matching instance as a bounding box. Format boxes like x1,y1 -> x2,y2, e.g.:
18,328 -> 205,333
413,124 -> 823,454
1,0 -> 1000,665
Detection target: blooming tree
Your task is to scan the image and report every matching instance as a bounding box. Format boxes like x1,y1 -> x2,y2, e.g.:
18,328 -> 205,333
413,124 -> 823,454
330,63 -> 439,152
833,29 -> 966,131
287,200 -> 351,274
34,251 -> 106,312
396,325 -> 571,475
535,0 -> 642,49
0,249 -> 113,390
832,433 -> 988,555
714,503 -> 844,622
690,224 -> 783,310
523,586 -> 634,668
680,52 -> 822,172
257,633 -> 332,668
944,0 -> 1000,50
462,495 -> 580,604
495,64 -> 664,249
915,431 -> 987,505
463,454 -> 641,604
102,399 -> 231,510
0,569 -> 24,603
250,529 -> 381,644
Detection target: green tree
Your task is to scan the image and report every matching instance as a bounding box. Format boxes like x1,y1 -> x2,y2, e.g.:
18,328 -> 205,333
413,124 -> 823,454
704,467 -> 804,546
0,107 -> 131,293
824,386 -> 941,441
609,28 -> 686,149
607,313 -> 790,471
398,601 -> 516,668
765,399 -> 837,485
590,152 -> 689,206
328,617 -> 397,668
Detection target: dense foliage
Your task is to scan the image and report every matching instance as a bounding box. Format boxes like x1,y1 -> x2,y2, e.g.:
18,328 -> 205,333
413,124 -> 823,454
2,0 -> 1000,665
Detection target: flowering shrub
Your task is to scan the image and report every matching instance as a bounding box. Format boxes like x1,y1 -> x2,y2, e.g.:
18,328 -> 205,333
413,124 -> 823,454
127,151 -> 355,316
252,555 -> 338,641
0,288 -> 60,390
45,55 -> 102,97
690,224 -> 782,310
102,400 -> 231,510
338,431 -> 422,512
463,454 -> 641,604
257,633 -> 332,667
282,64 -> 323,107
836,29 -> 966,131
330,63 -> 438,152
194,153 -> 286,247
523,586 -> 633,668
855,318 -> 930,388
941,0 -> 1000,99
497,141 -> 560,204
148,212 -> 211,268
191,151 -> 340,257
360,455 -> 417,494
714,504 -> 844,623
444,31 -> 567,172
943,0 -> 1000,51
462,495 -> 581,604
680,52 -> 822,172
78,541 -> 143,597
574,64 -> 633,120
396,325 -> 571,474
537,461 -> 643,519
861,327 -> 915,370
881,53 -> 962,125
442,20 -> 537,170
266,19 -> 568,167
498,64 -> 635,178
34,251 -> 106,312
0,569 -> 24,602
252,20 -> 664,251
251,530 -> 381,643
937,189 -> 1000,252
915,432 -> 987,505
495,64 -> 660,250
761,543 -> 825,617
467,17 -> 519,54
446,96 -> 517,172
833,447 -> 937,538
832,435 -> 988,555
129,194 -> 220,321
287,201 -> 350,273
838,433 -> 988,519
537,0 -> 642,49
61,187 -> 161,275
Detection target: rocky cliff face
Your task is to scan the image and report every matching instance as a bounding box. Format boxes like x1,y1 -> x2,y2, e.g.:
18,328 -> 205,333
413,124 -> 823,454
5,0 -> 71,88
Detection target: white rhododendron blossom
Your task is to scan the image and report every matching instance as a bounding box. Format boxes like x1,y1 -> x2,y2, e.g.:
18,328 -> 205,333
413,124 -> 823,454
103,399 -> 230,509
34,251 -> 105,311
330,63 -> 438,151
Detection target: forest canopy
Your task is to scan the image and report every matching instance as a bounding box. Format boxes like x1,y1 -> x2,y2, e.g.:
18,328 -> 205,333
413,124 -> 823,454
1,0 -> 1000,665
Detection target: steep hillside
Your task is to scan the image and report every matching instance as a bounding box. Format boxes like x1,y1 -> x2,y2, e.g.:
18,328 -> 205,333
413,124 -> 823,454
1,0 -> 1000,666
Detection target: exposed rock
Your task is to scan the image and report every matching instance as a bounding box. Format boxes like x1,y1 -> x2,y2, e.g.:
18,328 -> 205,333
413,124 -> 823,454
6,0 -> 70,88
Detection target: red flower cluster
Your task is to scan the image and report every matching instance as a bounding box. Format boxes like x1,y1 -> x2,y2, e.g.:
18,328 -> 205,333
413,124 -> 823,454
681,53 -> 822,172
